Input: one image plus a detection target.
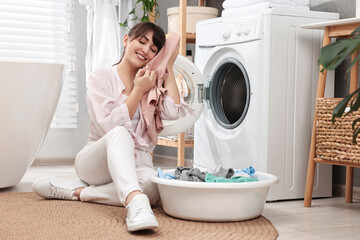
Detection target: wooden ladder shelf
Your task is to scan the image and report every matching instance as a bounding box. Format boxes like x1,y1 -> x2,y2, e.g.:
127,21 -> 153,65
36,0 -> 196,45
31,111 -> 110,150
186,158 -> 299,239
154,0 -> 204,166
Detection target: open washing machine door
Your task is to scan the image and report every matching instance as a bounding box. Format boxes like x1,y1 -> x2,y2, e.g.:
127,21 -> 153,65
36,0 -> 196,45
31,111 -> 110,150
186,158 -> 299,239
159,55 -> 204,137
159,55 -> 251,137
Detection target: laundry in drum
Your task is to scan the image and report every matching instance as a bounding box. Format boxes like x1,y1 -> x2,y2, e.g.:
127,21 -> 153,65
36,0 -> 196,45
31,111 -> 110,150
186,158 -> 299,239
157,166 -> 258,182
175,73 -> 189,98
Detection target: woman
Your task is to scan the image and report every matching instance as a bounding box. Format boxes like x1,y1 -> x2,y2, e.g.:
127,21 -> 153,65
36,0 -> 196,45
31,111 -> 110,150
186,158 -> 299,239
32,22 -> 186,232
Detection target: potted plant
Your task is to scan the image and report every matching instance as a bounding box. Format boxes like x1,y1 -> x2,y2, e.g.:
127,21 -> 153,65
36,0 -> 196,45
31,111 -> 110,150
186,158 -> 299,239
318,26 -> 360,143
120,0 -> 159,29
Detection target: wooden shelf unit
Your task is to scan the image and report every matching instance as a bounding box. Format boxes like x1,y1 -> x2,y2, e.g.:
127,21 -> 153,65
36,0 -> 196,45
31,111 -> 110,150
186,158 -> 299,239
165,33 -> 196,43
302,19 -> 360,207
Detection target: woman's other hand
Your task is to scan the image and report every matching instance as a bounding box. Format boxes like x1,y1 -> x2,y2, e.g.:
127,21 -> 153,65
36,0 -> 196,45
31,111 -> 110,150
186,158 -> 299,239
167,40 -> 180,69
163,40 -> 181,104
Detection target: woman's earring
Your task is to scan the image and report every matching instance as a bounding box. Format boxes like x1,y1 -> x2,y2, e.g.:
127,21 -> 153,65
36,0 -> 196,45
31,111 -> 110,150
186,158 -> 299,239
123,34 -> 128,47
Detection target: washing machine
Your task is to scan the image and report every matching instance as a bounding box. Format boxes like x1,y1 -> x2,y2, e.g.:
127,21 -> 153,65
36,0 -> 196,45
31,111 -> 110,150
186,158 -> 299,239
189,9 -> 339,201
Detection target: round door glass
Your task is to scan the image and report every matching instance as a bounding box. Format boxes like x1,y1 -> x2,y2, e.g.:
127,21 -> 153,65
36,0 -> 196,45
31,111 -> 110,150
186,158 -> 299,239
209,58 -> 250,129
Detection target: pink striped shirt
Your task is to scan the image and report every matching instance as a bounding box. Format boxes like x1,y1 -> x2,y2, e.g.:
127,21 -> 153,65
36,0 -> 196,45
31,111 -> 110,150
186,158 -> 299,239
86,66 -> 187,153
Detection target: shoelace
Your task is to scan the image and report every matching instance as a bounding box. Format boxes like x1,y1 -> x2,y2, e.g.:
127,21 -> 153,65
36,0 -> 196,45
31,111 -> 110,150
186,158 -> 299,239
129,197 -> 152,220
50,184 -> 78,200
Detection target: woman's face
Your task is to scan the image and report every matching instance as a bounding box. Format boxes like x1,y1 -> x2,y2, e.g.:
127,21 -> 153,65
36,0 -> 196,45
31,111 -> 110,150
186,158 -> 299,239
123,30 -> 158,69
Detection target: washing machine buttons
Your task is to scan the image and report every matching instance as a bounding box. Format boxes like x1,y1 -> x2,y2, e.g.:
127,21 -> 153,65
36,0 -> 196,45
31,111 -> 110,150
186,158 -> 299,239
236,29 -> 251,38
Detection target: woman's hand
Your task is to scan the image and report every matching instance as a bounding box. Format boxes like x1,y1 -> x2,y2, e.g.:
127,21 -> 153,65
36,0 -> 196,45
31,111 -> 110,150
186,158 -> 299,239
133,68 -> 157,95
126,68 -> 157,118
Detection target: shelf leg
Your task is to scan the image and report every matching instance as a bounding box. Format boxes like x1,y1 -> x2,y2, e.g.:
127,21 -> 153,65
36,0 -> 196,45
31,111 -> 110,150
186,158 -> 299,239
345,167 -> 354,203
345,52 -> 358,204
304,27 -> 331,207
177,132 -> 185,166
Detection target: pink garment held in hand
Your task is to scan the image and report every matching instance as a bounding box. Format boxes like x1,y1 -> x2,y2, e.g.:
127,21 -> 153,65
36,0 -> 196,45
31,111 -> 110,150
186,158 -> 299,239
140,34 -> 190,144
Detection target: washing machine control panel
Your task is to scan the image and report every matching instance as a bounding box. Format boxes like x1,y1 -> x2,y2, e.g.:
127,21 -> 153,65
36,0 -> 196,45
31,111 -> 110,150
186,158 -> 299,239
234,18 -> 260,38
197,15 -> 263,47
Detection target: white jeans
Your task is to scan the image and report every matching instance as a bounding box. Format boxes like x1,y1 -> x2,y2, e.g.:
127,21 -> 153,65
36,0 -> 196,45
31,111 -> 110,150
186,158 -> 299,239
75,126 -> 160,207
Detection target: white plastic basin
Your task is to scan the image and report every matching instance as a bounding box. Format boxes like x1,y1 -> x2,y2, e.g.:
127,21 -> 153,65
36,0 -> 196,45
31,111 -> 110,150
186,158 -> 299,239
151,169 -> 278,222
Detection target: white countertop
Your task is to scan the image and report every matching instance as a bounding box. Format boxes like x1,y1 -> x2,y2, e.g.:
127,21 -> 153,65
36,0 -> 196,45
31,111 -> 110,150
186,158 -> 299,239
302,17 -> 360,29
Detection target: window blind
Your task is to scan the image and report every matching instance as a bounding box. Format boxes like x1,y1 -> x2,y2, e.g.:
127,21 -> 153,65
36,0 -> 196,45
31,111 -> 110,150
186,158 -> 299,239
0,0 -> 77,128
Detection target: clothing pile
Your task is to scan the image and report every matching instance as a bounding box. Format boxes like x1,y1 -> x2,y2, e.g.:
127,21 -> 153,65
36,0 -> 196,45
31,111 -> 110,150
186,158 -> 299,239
222,0 -> 310,18
157,166 -> 258,183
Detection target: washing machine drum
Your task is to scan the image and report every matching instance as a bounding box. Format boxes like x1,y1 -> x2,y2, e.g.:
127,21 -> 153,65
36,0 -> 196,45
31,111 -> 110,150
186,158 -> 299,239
208,58 -> 250,129
159,56 -> 250,137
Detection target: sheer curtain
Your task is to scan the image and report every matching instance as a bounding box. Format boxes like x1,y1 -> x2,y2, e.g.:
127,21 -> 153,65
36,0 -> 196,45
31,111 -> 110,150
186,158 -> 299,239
79,0 -> 134,85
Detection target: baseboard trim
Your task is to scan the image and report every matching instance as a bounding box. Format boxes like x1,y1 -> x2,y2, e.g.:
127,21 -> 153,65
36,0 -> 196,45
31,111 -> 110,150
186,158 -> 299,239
333,183 -> 360,200
32,158 -> 75,166
32,154 -> 193,168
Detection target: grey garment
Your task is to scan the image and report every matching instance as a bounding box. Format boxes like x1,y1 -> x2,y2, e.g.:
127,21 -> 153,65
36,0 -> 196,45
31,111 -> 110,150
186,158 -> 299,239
175,166 -> 234,182
175,167 -> 205,182
208,166 -> 235,179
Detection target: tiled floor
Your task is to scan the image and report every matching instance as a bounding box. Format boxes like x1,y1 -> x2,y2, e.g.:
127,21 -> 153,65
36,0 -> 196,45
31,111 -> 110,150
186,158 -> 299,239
1,164 -> 359,240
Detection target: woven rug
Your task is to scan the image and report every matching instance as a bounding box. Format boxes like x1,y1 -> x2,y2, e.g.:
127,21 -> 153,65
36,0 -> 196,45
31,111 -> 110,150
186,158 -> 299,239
0,192 -> 278,240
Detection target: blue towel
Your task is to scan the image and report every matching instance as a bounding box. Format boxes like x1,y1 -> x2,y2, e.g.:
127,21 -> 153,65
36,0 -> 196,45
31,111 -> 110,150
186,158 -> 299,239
234,166 -> 255,176
157,168 -> 176,180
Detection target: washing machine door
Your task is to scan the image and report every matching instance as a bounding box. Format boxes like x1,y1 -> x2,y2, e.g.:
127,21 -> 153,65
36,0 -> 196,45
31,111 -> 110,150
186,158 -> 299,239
206,57 -> 251,130
159,55 -> 204,137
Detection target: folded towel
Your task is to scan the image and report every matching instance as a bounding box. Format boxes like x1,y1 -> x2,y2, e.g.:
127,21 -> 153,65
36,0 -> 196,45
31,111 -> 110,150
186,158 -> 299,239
205,173 -> 259,183
222,2 -> 309,18
223,0 -> 310,9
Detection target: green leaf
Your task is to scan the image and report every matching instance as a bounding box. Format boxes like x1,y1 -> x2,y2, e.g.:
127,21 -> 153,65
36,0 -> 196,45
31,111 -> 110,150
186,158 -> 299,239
352,118 -> 360,129
120,1 -> 159,25
332,92 -> 355,122
353,124 -> 360,143
348,92 -> 360,114
318,26 -> 360,72
129,8 -> 136,15
119,19 -> 128,28
141,16 -> 149,22
318,38 -> 360,71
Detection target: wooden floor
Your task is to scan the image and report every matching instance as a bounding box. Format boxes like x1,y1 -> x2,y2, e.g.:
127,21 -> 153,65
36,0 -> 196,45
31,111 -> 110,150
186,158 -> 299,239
1,164 -> 359,240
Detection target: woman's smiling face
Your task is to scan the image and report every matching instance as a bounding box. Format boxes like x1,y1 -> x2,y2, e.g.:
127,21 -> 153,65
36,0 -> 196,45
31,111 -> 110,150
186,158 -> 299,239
123,30 -> 158,68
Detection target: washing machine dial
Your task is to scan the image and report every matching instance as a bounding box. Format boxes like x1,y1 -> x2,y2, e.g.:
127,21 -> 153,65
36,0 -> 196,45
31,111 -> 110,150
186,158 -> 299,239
244,29 -> 251,36
222,28 -> 231,40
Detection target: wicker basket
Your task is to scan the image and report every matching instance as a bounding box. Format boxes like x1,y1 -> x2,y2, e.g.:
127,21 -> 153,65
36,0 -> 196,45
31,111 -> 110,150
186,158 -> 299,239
316,98 -> 360,164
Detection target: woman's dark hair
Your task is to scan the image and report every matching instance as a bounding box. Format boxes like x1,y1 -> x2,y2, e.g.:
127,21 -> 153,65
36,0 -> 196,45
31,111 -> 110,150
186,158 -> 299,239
114,22 -> 166,65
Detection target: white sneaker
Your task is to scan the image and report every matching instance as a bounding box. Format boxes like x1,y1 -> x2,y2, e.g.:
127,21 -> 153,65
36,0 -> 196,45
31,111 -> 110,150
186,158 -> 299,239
126,194 -> 159,231
32,176 -> 88,201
